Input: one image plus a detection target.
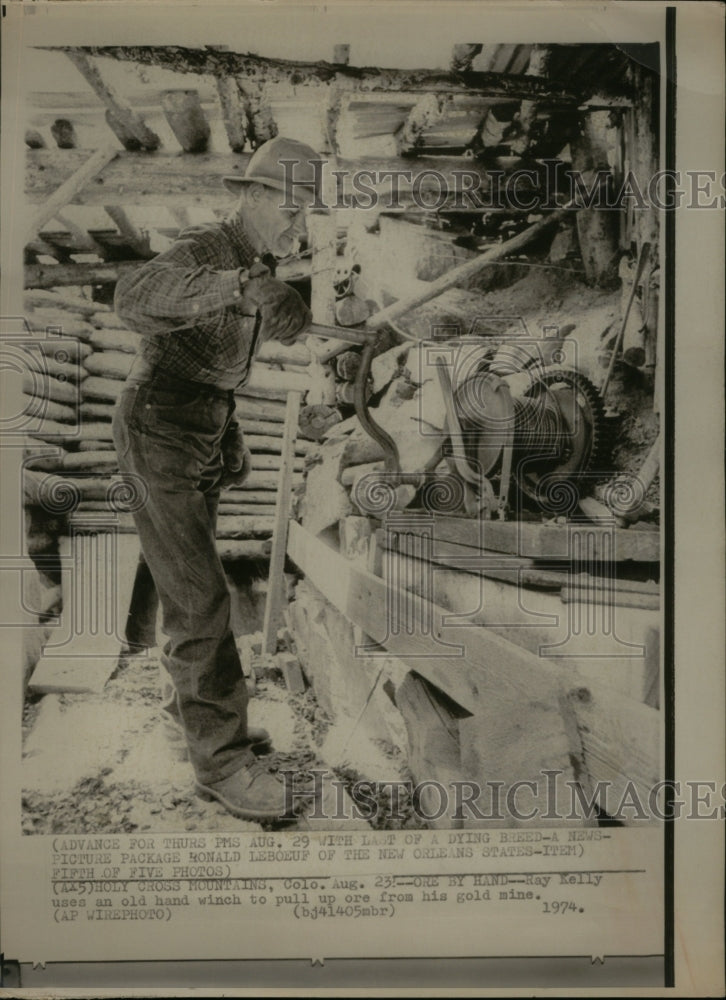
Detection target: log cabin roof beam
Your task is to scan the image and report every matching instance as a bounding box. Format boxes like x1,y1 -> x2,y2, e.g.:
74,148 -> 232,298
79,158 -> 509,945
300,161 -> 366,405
52,45 -> 586,105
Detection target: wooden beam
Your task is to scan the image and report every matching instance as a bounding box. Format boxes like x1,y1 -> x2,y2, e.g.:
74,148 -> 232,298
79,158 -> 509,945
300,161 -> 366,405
103,206 -> 152,258
263,391 -> 302,653
55,46 -> 582,104
53,212 -> 106,257
64,50 -> 160,151
215,75 -> 247,152
416,514 -> 660,563
26,149 -> 496,209
50,118 -> 77,149
161,89 -> 211,153
24,144 -> 119,245
25,260 -> 138,289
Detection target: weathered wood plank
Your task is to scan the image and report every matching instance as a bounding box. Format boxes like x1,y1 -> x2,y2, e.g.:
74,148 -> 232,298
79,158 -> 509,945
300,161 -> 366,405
421,514 -> 660,563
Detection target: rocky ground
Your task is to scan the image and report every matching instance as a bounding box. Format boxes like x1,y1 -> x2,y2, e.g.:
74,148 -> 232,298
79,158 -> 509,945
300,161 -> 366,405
21,645 -> 422,835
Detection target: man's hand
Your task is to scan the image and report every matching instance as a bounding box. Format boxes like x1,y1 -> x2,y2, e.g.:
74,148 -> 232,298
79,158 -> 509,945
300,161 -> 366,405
241,275 -> 312,344
220,421 -> 252,488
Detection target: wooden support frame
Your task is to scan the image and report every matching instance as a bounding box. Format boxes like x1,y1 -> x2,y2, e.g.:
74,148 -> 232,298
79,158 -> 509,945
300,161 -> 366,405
64,50 -> 161,151
24,144 -> 119,246
262,391 -> 303,653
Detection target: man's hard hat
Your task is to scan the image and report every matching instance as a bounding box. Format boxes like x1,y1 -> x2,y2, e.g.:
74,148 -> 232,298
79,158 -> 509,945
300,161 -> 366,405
222,136 -> 323,201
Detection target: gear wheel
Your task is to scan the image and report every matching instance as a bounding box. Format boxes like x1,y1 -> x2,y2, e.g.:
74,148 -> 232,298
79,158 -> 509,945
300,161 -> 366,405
513,368 -> 609,508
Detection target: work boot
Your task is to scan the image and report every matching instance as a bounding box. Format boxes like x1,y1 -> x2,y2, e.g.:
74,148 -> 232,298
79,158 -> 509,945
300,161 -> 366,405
196,757 -> 292,821
160,712 -> 271,762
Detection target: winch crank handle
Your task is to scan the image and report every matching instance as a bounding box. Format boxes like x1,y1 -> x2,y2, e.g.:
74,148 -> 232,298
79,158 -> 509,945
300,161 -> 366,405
353,337 -> 401,476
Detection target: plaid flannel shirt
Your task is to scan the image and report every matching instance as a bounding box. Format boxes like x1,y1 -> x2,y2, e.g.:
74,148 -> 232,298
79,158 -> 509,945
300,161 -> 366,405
114,217 -> 268,390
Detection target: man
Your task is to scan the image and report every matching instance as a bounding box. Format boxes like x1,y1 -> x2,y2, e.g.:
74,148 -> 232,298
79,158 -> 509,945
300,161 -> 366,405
112,137 -> 321,821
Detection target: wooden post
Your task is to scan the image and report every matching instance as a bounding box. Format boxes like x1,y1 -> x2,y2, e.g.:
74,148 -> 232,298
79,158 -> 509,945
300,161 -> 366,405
161,89 -> 211,153
50,118 -> 77,149
104,206 -> 152,257
54,212 -> 106,257
308,212 -> 337,327
262,391 -> 302,654
64,50 -> 161,151
25,129 -> 46,149
24,144 -> 119,246
215,75 -> 247,152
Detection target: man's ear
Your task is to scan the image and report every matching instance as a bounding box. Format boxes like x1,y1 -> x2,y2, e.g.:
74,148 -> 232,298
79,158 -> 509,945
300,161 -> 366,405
246,183 -> 267,204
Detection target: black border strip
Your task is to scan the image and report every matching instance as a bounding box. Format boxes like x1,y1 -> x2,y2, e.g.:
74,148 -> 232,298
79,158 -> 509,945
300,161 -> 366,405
663,4 -> 677,990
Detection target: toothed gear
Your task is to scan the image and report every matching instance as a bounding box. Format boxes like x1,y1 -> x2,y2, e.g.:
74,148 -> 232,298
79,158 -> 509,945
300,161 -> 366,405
514,368 -> 609,506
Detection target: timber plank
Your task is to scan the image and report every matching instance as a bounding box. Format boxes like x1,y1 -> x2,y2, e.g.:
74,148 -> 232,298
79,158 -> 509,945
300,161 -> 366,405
412,514 -> 661,563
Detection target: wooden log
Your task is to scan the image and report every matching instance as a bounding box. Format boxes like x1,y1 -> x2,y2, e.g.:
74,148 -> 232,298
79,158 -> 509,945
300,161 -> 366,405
247,365 -> 310,395
22,349 -> 87,383
217,503 -> 278,516
26,311 -> 96,340
104,206 -> 152,258
26,149 -> 497,209
215,75 -> 247,152
256,342 -> 311,366
309,213 -> 337,327
26,128 -> 47,149
75,421 -> 115,440
217,539 -> 271,560
263,391 -> 302,653
21,395 -> 77,424
25,290 -> 109,319
84,351 -> 134,379
239,419 -> 284,438
24,144 -> 119,245
224,471 -> 301,490
25,260 -> 139,290
235,395 -> 287,421
22,372 -> 78,406
59,46 -> 582,103
249,453 -> 305,472
77,440 -> 115,452
244,433 -> 312,455
219,491 -> 278,506
34,337 -> 93,363
80,401 -> 115,421
54,211 -> 107,257
25,419 -> 80,443
81,375 -> 122,402
50,118 -> 78,149
89,328 -> 140,354
215,516 -> 276,538
570,112 -> 620,288
64,50 -> 160,151
61,450 -> 117,471
161,89 -> 211,153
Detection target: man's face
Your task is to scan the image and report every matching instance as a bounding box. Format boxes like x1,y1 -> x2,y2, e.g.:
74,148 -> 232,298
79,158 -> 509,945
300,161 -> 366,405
242,185 -> 311,258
